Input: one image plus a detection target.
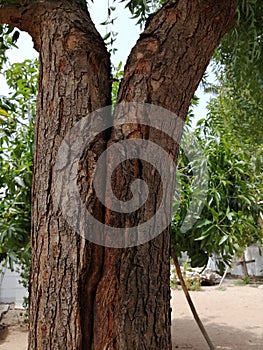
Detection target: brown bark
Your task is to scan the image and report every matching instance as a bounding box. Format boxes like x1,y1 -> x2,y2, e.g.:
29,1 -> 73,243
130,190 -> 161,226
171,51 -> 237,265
0,0 -> 236,349
94,1 -> 236,349
2,1 -> 111,349
28,3 -> 111,349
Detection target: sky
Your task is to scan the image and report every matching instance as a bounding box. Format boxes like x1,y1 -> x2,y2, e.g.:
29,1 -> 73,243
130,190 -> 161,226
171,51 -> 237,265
0,0 -> 213,122
88,0 -> 141,66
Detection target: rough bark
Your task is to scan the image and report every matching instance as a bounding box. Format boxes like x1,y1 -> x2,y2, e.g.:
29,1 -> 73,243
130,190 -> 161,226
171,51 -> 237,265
2,1 -> 111,349
0,0 -> 236,349
95,1 -> 236,349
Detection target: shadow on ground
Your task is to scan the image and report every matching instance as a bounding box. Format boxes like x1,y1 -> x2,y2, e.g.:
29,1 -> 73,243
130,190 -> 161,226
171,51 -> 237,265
172,317 -> 263,349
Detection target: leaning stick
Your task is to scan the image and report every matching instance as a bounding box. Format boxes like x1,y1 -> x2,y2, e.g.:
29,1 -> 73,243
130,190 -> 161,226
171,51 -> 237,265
172,253 -> 216,350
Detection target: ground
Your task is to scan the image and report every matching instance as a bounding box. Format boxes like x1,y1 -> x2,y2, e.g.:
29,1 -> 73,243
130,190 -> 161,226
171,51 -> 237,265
171,279 -> 263,349
0,304 -> 28,350
0,279 -> 262,349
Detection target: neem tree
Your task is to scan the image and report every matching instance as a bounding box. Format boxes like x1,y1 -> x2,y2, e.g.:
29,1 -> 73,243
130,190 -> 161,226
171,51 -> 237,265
0,0 -> 238,349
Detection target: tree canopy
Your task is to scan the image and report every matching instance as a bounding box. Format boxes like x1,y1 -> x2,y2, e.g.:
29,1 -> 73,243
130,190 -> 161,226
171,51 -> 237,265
172,94 -> 263,271
0,58 -> 37,295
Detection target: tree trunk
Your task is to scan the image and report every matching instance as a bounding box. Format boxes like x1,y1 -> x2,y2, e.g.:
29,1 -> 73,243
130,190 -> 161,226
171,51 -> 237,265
0,0 -> 236,349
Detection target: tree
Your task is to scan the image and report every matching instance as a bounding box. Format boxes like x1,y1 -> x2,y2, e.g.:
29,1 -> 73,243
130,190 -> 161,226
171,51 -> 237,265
0,1 -> 236,349
172,104 -> 263,271
214,0 -> 263,144
0,58 -> 37,291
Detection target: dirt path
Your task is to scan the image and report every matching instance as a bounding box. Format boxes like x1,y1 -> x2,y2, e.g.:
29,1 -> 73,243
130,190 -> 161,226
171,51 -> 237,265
0,305 -> 28,350
171,280 -> 263,349
0,279 -> 262,349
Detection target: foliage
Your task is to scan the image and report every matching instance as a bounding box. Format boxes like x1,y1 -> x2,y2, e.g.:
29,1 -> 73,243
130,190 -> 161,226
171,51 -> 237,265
181,258 -> 202,291
234,276 -> 251,285
216,0 -> 263,94
119,0 -> 166,25
0,24 -> 19,70
98,1 -> 118,53
172,83 -> 263,272
89,0 -> 166,25
170,258 -> 202,291
89,0 -> 166,53
0,59 -> 37,292
111,61 -> 123,104
184,278 -> 201,291
209,73 -> 263,146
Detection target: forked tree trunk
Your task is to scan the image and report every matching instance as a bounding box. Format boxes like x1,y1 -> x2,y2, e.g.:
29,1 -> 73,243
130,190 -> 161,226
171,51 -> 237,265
0,0 -> 236,349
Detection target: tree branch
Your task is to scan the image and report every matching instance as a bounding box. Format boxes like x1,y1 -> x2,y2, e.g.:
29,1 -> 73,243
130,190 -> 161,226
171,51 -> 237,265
117,0 -> 236,118
0,2 -> 41,50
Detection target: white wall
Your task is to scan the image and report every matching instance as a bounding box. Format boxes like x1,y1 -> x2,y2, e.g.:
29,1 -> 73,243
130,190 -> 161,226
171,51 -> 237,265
0,265 -> 27,308
231,245 -> 263,277
207,244 -> 263,277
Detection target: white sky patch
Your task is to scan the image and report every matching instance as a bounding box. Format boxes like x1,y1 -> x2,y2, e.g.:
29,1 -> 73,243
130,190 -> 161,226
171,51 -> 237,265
0,31 -> 38,96
8,31 -> 38,64
88,0 -> 141,66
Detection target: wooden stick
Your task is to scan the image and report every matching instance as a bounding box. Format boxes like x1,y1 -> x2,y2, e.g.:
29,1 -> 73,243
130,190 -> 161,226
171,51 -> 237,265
172,253 -> 216,350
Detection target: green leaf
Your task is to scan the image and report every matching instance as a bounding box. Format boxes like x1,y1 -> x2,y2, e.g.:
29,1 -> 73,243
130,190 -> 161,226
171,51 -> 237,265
195,219 -> 212,228
12,30 -> 20,43
195,226 -> 213,241
103,32 -> 111,41
219,235 -> 229,245
0,108 -> 10,118
237,194 -> 251,205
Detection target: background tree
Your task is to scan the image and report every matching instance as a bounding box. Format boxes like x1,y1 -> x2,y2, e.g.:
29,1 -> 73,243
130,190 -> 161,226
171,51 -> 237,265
172,102 -> 263,271
0,58 -> 37,292
0,1 -> 236,349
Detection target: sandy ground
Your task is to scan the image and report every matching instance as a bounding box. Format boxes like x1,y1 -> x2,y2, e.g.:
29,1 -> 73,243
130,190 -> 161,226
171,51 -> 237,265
171,280 -> 263,349
0,279 -> 262,349
0,305 -> 28,350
